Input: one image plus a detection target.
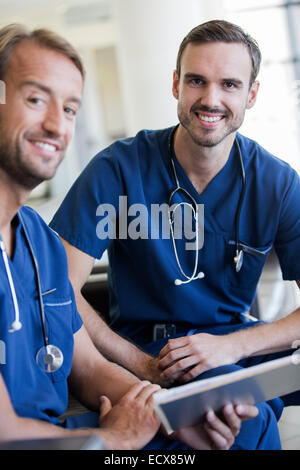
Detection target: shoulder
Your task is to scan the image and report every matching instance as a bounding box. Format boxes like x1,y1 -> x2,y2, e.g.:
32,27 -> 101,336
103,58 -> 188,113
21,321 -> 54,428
237,133 -> 299,183
19,206 -> 65,254
20,206 -> 71,291
86,127 -> 171,169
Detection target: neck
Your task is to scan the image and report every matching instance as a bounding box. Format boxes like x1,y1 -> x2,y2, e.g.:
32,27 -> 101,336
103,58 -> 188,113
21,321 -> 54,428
173,125 -> 236,194
0,170 -> 30,254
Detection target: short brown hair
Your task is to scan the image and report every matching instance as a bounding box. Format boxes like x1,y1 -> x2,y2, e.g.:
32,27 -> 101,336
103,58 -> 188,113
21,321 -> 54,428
0,23 -> 85,81
176,20 -> 261,86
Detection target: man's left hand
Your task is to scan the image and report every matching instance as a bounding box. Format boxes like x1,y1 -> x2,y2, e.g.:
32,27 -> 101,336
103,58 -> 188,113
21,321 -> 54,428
170,403 -> 258,450
158,333 -> 239,383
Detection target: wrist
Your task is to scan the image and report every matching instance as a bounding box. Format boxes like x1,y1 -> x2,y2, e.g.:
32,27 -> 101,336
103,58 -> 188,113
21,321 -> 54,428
138,355 -> 160,383
230,324 -> 262,360
98,429 -> 132,450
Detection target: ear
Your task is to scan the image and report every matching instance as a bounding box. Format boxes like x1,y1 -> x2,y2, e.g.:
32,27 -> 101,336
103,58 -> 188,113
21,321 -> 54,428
172,70 -> 180,100
246,80 -> 260,109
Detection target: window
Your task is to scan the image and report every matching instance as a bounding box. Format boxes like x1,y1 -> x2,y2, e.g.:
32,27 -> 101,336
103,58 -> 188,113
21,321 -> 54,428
224,0 -> 300,172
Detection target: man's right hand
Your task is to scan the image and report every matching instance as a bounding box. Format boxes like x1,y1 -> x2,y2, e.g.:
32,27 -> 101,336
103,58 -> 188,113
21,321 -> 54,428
98,381 -> 161,450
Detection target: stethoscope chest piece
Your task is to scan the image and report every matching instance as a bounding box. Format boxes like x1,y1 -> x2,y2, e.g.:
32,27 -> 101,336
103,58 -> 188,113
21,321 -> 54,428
36,344 -> 64,373
234,249 -> 244,272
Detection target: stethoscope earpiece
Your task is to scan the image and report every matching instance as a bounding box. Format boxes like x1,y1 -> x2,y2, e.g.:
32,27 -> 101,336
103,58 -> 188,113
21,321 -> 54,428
174,271 -> 205,286
9,320 -> 22,332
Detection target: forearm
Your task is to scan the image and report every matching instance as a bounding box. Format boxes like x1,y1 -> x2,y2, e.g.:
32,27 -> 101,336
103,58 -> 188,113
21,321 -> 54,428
76,292 -> 157,381
1,413 -> 115,448
69,325 -> 154,411
6,415 -> 135,450
231,306 -> 300,359
70,357 -> 140,410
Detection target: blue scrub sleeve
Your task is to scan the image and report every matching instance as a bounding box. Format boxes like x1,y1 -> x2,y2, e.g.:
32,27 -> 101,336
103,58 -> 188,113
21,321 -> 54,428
50,150 -> 124,260
274,169 -> 300,280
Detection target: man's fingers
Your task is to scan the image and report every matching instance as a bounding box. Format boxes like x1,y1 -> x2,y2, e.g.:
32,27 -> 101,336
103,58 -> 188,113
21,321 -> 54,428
160,359 -> 209,383
204,410 -> 235,449
158,347 -> 188,370
136,383 -> 161,404
159,337 -> 189,359
160,362 -> 192,383
221,404 -> 241,436
123,381 -> 162,406
235,404 -> 258,420
99,395 -> 112,419
122,381 -> 152,400
203,423 -> 231,450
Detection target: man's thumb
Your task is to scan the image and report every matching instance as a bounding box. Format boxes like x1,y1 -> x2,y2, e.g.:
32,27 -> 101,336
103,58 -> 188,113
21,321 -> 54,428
99,395 -> 112,418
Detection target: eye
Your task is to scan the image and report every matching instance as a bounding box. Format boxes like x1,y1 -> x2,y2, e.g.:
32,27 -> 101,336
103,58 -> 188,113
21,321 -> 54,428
27,96 -> 44,105
64,107 -> 76,116
64,105 -> 79,118
223,81 -> 237,90
190,78 -> 205,86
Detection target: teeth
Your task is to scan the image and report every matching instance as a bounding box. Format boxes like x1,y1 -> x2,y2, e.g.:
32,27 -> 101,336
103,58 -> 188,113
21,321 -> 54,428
34,142 -> 57,152
198,114 -> 222,122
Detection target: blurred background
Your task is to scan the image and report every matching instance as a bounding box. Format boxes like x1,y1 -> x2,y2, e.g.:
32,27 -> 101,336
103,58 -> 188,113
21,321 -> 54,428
0,0 -> 299,199
1,0 -> 300,321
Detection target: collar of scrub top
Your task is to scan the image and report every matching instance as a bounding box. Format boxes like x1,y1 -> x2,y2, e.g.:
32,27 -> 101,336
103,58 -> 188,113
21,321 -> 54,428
168,125 -> 246,284
0,212 -> 64,372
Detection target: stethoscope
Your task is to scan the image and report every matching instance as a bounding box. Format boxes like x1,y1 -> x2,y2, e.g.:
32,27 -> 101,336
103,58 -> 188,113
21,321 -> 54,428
0,213 -> 64,373
168,125 -> 246,286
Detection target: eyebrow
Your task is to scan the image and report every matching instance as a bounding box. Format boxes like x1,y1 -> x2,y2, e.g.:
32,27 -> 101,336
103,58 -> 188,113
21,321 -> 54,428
21,80 -> 82,106
184,73 -> 244,86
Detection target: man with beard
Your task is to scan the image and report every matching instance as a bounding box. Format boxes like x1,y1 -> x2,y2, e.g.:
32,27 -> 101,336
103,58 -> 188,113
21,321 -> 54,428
50,20 -> 300,449
0,22 -> 255,452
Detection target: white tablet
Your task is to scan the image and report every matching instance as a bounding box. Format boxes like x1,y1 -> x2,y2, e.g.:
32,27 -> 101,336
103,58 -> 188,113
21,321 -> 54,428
153,353 -> 300,433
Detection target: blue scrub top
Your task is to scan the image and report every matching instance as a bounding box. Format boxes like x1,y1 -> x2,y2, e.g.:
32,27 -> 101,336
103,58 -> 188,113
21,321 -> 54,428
0,206 -> 82,424
50,127 -> 300,334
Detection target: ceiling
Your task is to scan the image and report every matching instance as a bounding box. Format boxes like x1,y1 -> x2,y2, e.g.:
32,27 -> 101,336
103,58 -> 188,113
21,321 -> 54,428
0,0 -> 115,48
0,0 -> 104,15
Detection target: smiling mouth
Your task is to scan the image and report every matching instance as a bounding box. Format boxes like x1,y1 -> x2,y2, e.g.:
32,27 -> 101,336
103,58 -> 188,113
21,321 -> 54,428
34,141 -> 57,152
197,113 -> 223,123
28,139 -> 61,154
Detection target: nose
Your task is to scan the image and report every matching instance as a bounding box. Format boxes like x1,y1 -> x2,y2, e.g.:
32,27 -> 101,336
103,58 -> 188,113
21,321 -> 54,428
42,102 -> 66,138
199,83 -> 221,110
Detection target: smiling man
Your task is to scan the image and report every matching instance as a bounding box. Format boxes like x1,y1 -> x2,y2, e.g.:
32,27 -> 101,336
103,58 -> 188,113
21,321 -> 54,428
171,39 -> 259,196
174,41 -> 259,148
0,43 -> 79,191
50,20 -> 300,449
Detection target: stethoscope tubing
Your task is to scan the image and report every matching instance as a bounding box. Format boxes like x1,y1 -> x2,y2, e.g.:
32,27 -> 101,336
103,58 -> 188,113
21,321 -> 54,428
168,125 -> 246,282
18,212 -> 49,348
0,212 -> 63,372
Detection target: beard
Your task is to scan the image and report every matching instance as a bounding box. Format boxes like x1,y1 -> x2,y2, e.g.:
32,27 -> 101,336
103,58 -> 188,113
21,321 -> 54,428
0,124 -> 65,190
177,103 -> 245,148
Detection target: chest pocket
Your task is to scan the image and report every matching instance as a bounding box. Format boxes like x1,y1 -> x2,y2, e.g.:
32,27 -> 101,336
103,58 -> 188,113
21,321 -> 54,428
225,240 -> 272,291
42,292 -> 75,383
